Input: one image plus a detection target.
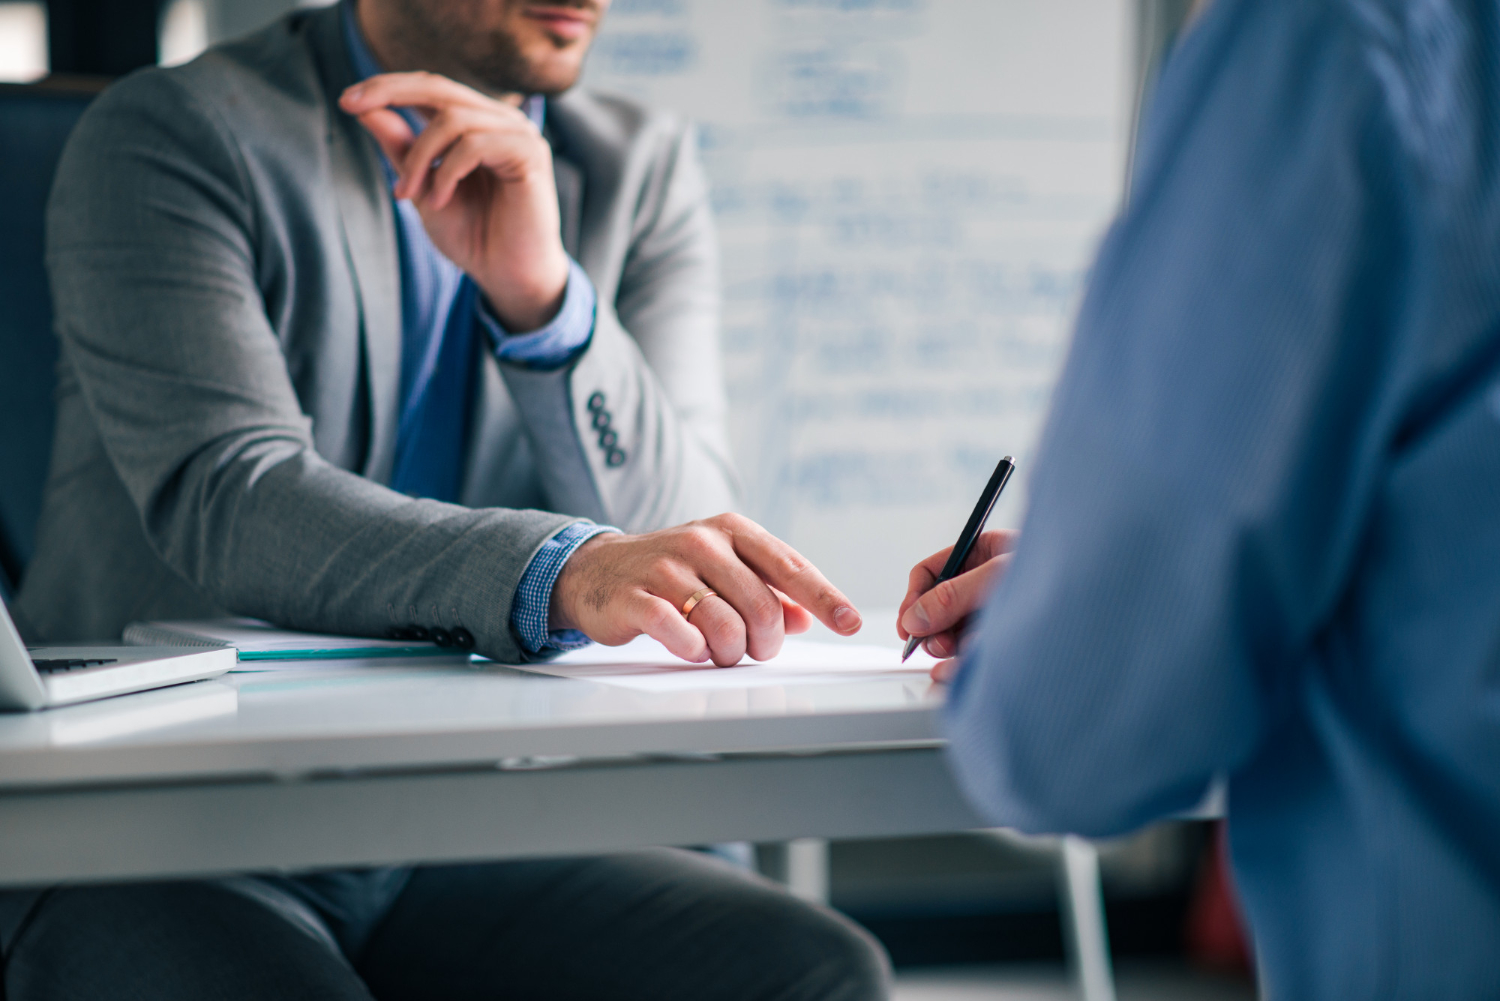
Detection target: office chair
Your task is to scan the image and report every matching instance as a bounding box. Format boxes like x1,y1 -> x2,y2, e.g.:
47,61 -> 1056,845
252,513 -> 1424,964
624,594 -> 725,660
0,77 -> 105,599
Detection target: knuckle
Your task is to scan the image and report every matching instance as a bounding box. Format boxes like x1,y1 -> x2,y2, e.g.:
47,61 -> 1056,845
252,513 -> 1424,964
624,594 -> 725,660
682,526 -> 719,558
648,556 -> 679,584
776,551 -> 812,579
719,512 -> 751,532
641,598 -> 674,633
745,590 -> 781,628
707,614 -> 742,648
931,580 -> 959,611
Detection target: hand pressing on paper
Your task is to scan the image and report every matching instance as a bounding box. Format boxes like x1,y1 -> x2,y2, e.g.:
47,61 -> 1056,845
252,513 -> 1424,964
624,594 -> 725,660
898,530 -> 1018,682
339,72 -> 569,332
550,514 -> 863,667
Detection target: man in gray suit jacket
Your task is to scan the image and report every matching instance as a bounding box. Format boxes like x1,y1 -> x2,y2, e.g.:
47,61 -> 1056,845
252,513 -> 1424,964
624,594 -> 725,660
3,1 -> 888,997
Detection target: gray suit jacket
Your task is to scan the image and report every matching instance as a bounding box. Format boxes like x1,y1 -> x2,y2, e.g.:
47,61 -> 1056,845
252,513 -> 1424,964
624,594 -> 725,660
16,5 -> 738,661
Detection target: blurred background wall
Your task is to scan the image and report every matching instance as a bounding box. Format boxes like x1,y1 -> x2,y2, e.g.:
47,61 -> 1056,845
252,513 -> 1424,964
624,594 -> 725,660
581,0 -> 1127,612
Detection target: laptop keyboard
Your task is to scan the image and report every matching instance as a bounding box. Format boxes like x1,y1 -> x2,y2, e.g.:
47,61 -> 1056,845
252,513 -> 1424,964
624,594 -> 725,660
33,658 -> 119,674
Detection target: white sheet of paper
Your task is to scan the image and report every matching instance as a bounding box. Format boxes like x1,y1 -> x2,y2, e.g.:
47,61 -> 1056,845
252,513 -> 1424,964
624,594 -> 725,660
520,635 -> 934,692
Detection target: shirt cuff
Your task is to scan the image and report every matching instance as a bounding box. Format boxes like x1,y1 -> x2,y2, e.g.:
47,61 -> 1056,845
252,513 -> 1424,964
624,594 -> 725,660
511,521 -> 621,655
478,258 -> 597,370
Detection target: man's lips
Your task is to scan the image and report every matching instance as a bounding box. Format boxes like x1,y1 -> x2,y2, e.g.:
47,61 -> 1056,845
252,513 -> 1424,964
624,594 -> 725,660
523,6 -> 596,41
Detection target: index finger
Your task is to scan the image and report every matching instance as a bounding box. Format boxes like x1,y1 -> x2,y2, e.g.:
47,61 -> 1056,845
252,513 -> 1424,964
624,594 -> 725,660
340,71 -> 511,118
726,520 -> 861,636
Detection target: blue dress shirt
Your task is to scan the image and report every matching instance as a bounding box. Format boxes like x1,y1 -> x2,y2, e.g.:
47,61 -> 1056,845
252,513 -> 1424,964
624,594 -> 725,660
945,1 -> 1500,997
341,2 -> 614,653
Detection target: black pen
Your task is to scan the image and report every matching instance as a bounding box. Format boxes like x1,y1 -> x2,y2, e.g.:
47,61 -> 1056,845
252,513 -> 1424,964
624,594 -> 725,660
901,455 -> 1016,663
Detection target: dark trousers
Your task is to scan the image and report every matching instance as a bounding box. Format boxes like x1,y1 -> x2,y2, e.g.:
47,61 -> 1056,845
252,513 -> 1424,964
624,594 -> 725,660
1,849 -> 889,1000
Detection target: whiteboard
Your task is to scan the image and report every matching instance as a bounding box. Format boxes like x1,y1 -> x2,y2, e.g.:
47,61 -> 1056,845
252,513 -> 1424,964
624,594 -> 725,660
583,0 -> 1132,611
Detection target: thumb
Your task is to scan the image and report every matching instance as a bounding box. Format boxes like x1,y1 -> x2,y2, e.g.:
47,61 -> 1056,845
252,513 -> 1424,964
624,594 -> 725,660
900,561 -> 998,638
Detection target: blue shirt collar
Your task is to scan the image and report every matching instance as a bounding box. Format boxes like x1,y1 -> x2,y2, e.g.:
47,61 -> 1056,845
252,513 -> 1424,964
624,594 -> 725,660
339,0 -> 545,132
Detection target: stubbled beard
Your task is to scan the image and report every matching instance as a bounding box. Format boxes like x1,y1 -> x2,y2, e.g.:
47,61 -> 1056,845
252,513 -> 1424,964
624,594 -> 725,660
389,0 -> 592,96
465,27 -> 561,95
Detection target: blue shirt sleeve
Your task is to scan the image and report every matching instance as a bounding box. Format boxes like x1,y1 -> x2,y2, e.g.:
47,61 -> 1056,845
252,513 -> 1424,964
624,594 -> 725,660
477,257 -> 597,370
943,0 -> 1410,836
511,521 -> 620,655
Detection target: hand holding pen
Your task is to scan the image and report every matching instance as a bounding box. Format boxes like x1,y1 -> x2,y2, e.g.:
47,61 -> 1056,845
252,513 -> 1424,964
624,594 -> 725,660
897,456 -> 1019,682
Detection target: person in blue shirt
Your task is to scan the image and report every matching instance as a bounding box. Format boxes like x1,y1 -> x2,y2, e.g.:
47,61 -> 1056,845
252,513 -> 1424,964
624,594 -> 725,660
898,0 -> 1500,996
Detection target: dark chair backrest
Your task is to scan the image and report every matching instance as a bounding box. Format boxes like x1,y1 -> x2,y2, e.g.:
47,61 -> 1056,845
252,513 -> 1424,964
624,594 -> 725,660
0,77 -> 105,599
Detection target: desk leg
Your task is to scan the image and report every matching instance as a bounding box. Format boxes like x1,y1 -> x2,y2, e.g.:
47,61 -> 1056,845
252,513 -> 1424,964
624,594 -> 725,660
756,839 -> 830,905
1060,835 -> 1117,1001
786,838 -> 830,904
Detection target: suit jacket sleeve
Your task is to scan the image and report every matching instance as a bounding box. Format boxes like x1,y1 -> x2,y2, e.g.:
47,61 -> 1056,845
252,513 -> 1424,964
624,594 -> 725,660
498,118 -> 741,532
45,70 -> 576,663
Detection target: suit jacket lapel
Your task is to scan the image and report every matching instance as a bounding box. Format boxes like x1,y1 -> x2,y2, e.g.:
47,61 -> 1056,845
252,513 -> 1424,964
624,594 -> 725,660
553,155 -> 584,260
308,5 -> 401,484
329,121 -> 401,484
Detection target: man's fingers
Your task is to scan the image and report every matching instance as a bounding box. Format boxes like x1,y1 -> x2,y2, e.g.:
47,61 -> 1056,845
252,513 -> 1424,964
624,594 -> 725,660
341,71 -> 503,118
900,561 -> 998,639
687,596 -> 749,667
967,530 -> 1019,570
914,544 -> 956,583
356,108 -> 415,167
898,533 -> 1018,640
421,136 -> 489,210
398,110 -> 539,204
930,657 -> 959,684
551,518 -> 859,667
631,593 -> 710,663
392,108 -> 485,200
342,73 -> 534,202
688,532 -> 786,662
922,629 -> 960,659
776,591 -> 815,635
725,518 -> 861,636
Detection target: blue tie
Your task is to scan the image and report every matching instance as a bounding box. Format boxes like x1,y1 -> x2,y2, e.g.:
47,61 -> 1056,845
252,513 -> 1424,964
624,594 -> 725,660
387,220 -> 478,503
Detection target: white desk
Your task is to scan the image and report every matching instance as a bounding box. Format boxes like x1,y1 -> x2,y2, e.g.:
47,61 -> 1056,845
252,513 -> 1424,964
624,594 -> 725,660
0,648 -> 1127,1001
0,658 -> 990,887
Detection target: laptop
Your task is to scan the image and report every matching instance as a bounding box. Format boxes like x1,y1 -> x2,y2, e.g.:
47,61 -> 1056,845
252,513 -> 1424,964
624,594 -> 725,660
0,601 -> 235,711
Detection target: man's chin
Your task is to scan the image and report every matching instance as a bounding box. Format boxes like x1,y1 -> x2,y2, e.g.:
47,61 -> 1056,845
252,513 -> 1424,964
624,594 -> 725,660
517,62 -> 588,96
468,62 -> 583,98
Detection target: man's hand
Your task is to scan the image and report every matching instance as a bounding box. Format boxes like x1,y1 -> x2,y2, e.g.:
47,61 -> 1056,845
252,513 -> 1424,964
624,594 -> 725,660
339,73 -> 569,332
898,530 -> 1017,682
550,513 -> 863,667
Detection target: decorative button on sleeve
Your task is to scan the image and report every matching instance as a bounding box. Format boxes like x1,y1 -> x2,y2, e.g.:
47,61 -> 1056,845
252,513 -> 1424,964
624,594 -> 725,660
584,391 -> 627,467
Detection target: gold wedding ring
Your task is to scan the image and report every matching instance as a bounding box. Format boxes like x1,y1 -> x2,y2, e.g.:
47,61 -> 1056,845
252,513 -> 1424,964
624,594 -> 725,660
681,587 -> 717,619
